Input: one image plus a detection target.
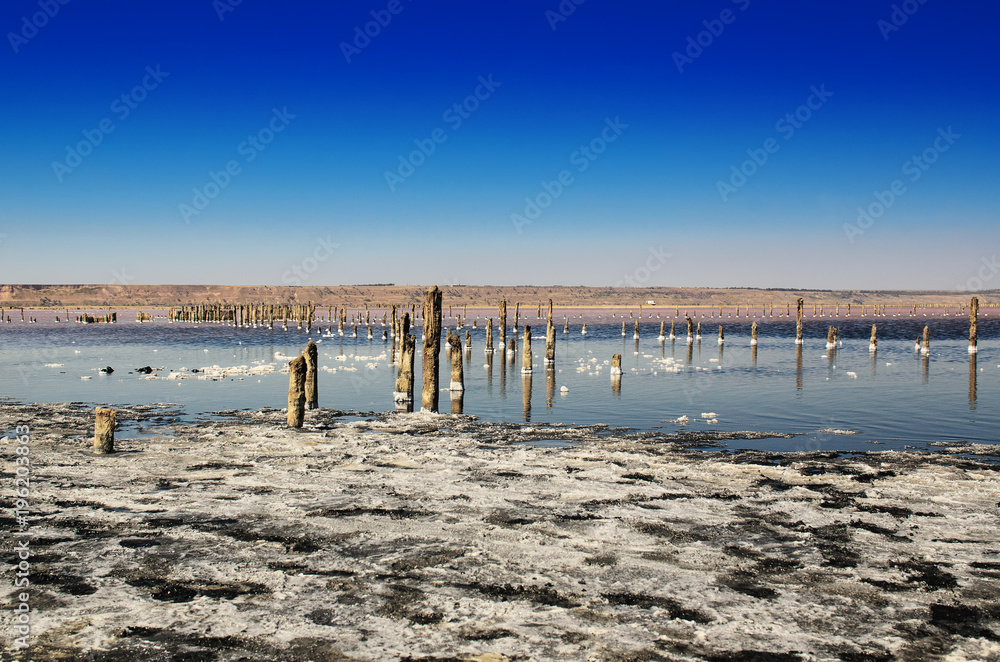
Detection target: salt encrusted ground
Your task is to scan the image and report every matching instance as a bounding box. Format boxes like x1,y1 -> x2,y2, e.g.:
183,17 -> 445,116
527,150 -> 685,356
2,401 -> 999,662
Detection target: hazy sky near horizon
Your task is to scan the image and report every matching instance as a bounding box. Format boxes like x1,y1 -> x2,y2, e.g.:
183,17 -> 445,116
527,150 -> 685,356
2,1 -> 997,290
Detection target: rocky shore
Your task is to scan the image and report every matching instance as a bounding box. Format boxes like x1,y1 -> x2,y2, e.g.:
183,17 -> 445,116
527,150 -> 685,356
2,401 -> 999,661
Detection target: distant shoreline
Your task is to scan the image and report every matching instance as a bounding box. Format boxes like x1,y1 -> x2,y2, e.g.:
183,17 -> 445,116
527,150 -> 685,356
1,283 -> 995,310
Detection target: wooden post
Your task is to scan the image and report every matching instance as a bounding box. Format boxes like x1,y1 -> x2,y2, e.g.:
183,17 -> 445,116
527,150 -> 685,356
718,325 -> 724,345
621,321 -> 626,337
685,316 -> 693,343
696,321 -> 701,340
545,318 -> 555,365
422,286 -> 443,412
826,326 -> 836,349
563,315 -> 569,334
522,325 -> 532,374
869,324 -> 877,352
796,298 -> 804,344
287,355 -> 307,428
304,340 -> 319,409
751,320 -> 758,346
633,318 -> 639,340
670,320 -> 675,340
394,326 -> 415,409
969,296 -> 979,354
499,299 -> 507,348
611,353 -> 623,376
507,337 -> 517,362
658,321 -> 665,342
921,325 -> 930,356
514,302 -> 520,333
486,317 -> 494,353
448,333 -> 464,391
94,407 -> 116,454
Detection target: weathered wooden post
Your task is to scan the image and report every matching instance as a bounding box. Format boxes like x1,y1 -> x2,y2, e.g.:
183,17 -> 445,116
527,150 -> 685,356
394,315 -> 415,410
921,325 -> 930,356
522,325 -> 533,373
621,321 -> 626,337
94,407 -> 116,454
696,321 -> 702,340
304,340 -> 319,409
685,316 -> 693,344
670,320 -> 675,340
499,300 -> 507,349
507,338 -> 517,362
869,324 -> 877,352
448,333 -> 464,392
287,355 -> 307,428
545,318 -> 555,365
563,315 -> 569,334
969,351 -> 978,410
826,326 -> 836,350
611,353 -> 623,376
796,298 -> 804,344
422,286 -> 443,412
718,325 -> 724,345
751,320 -> 758,345
522,371 -> 532,422
513,302 -> 520,334
581,323 -> 587,335
633,318 -> 639,340
486,317 -> 494,353
969,296 -> 979,354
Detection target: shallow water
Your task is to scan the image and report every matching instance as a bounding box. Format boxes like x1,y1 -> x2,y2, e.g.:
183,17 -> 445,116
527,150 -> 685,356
1,311 -> 996,452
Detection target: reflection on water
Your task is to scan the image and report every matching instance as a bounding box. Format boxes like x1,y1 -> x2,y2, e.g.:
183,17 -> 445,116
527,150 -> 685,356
0,315 -> 997,452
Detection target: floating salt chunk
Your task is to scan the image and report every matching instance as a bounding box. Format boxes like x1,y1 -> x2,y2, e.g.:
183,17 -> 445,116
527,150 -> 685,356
701,412 -> 717,418
80,375 -> 92,380
44,363 -> 64,367
846,371 -> 857,378
560,386 -> 569,393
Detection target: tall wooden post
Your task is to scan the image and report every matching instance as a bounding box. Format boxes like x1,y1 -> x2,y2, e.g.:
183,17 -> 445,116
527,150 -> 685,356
422,286 -> 443,412
499,300 -> 507,349
795,298 -> 804,344
751,320 -> 758,346
545,318 -> 555,365
921,325 -> 930,356
969,296 -> 979,354
304,340 -> 319,409
869,324 -> 877,352
522,326 -> 533,374
448,333 -> 464,391
486,317 -> 494,353
394,318 -> 415,410
287,355 -> 307,428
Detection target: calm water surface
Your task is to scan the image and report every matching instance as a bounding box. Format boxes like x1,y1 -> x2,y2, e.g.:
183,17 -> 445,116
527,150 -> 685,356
1,310 -> 996,453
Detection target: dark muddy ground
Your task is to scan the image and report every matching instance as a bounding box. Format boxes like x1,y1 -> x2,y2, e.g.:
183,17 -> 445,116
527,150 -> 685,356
1,400 -> 999,661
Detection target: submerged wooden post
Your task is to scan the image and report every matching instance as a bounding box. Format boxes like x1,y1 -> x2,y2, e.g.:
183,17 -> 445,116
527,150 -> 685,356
670,320 -> 675,340
869,324 -> 877,352
611,353 -> 623,376
751,320 -> 758,345
448,333 -> 464,391
795,298 -> 804,344
522,325 -> 533,373
287,355 -> 307,427
633,318 -> 639,340
486,317 -> 494,353
658,321 -> 665,342
685,316 -> 693,343
422,286 -> 443,412
94,407 -> 116,454
826,326 -> 836,349
563,315 -> 569,334
921,325 -> 930,356
718,325 -> 724,345
507,337 -> 517,362
545,319 -> 555,365
514,302 -> 520,333
304,340 -> 319,409
969,296 -> 979,354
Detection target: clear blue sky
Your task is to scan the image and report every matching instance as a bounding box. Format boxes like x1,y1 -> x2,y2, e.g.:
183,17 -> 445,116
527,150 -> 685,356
1,1 -> 997,290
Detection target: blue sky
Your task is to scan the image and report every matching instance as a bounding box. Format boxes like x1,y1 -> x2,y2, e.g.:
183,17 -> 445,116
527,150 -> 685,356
1,1 -> 997,289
